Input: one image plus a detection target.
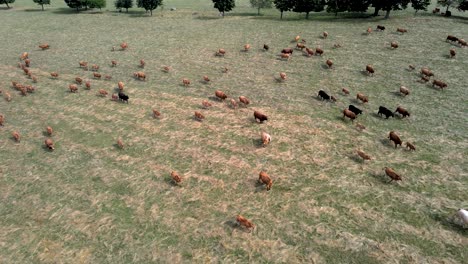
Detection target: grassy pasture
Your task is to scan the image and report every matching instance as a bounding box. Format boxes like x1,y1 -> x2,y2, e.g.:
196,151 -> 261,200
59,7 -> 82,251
0,0 -> 467,263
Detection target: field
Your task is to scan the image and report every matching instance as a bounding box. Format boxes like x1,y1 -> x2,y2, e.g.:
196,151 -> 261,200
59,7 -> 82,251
1,0 -> 467,263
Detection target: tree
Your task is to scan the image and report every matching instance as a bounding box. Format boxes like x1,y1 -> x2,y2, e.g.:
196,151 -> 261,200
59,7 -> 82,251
115,0 -> 133,12
250,0 -> 273,15
326,0 -> 370,16
137,0 -> 162,16
274,0 -> 293,19
438,0 -> 456,12
1,0 -> 15,8
459,0 -> 468,10
213,0 -> 235,16
32,0 -> 50,10
371,0 -> 411,18
88,0 -> 105,9
293,0 -> 326,19
64,0 -> 83,11
410,0 -> 430,14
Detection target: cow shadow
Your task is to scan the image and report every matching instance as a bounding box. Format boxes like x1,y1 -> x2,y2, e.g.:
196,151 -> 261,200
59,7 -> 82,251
348,154 -> 364,164
380,138 -> 395,148
321,64 -> 331,70
389,91 -> 402,97
368,170 -> 389,184
252,138 -> 264,148
360,70 -> 370,76
208,96 -> 222,102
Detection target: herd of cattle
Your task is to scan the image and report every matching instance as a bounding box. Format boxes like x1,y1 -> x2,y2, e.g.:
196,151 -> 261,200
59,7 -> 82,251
1,24 -> 467,231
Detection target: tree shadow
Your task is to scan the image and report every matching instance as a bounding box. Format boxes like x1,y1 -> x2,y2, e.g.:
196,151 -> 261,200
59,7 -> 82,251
23,9 -> 44,12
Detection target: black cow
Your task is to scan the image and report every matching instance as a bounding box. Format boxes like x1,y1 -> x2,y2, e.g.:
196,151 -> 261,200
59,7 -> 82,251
348,105 -> 362,115
318,90 -> 336,101
118,92 -> 129,103
378,106 -> 394,119
446,35 -> 458,42
376,25 -> 385,31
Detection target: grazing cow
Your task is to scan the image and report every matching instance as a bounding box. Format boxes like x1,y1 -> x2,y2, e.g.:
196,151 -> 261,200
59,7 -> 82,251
322,31 -> 328,38
432,80 -> 447,89
75,77 -> 83,85
388,131 -> 402,148
39,43 -> 50,50
215,90 -> 227,101
162,66 -> 171,72
111,94 -> 118,101
281,48 -> 293,54
356,93 -> 368,103
120,42 -> 128,50
69,84 -> 78,93
222,66 -> 229,73
458,39 -> 467,47
239,96 -> 250,106
216,48 -> 226,56
280,53 -> 291,60
12,131 -> 20,142
446,35 -> 458,42
31,76 -> 38,83
357,150 -> 371,161
194,111 -> 205,121
450,48 -> 456,58
263,44 -> 269,51
343,109 -> 357,122
105,75 -> 112,80
384,167 -> 402,183
91,64 -> 99,71
50,72 -> 58,78
294,35 -> 301,42
244,44 -> 251,51
394,106 -> 410,118
280,72 -> 287,81
133,72 -> 146,81
20,52 -> 29,60
326,59 -> 333,68
24,59 -> 31,67
203,75 -> 210,83
405,142 -> 416,151
342,88 -> 350,95
0,114 -> 4,126
153,109 -> 161,119
378,106 -> 394,119
171,171 -> 182,184
408,64 -> 415,71
376,25 -> 385,31
45,139 -> 54,150
117,138 -> 124,149
296,43 -> 306,50
182,78 -> 191,86
98,89 -> 108,96
258,171 -> 273,191
236,215 -> 254,231
229,99 -> 238,109
421,68 -> 434,77
367,27 -> 372,34
261,132 -> 271,147
420,76 -> 430,83
318,90 -> 336,101
333,43 -> 342,48
315,48 -> 324,56
93,72 -> 102,79
4,92 -> 11,102
25,85 -> 36,93
455,209 -> 468,227
397,28 -> 407,33
399,86 -> 410,96
118,92 -> 129,103
254,111 -> 268,123
140,59 -> 145,68
202,100 -> 212,109
348,105 -> 362,115
118,81 -> 124,91
305,47 -> 314,56
390,41 -> 399,49
79,61 -> 88,68
111,60 -> 117,67
85,81 -> 91,89
356,123 -> 366,130
366,65 -> 374,76
46,126 -> 53,136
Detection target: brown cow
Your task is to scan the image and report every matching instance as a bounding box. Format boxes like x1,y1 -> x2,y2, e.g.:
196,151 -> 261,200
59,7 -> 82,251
39,43 -> 50,50
216,48 -> 226,56
118,81 -> 124,91
326,59 -> 333,69
390,41 -> 399,49
432,80 -> 447,89
258,171 -> 273,191
394,106 -> 410,118
388,131 -> 402,148
133,72 -> 146,81
254,111 -> 268,123
171,171 -> 182,184
20,52 -> 29,60
356,93 -> 368,103
203,75 -> 210,83
202,100 -> 212,109
45,139 -> 55,150
98,89 -> 108,96
342,88 -> 350,95
194,111 -> 205,121
236,215 -> 254,231
215,90 -> 227,101
12,131 -> 20,142
182,78 -> 191,86
244,44 -> 251,51
46,126 -> 53,136
0,114 -> 4,126
120,42 -> 128,50
75,77 -> 83,85
69,84 -> 78,93
384,167 -> 402,183
239,96 -> 250,106
85,81 -> 91,89
366,65 -> 374,76
397,28 -> 407,33
399,86 -> 410,96
117,138 -> 124,149
93,72 -> 102,79
261,132 -> 271,147
305,47 -> 314,56
230,99 -> 238,109
50,72 -> 58,78
280,53 -> 291,60
322,31 -> 328,38
91,64 -> 99,71
405,142 -> 416,151
153,109 -> 161,119
315,48 -> 324,56
140,59 -> 145,68
357,150 -> 371,161
421,68 -> 434,77
111,60 -> 117,67
450,49 -> 456,58
280,72 -> 287,80
79,61 -> 88,68
343,109 -> 356,122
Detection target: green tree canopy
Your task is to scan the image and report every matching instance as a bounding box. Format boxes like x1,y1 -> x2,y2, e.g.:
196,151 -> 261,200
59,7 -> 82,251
250,0 -> 273,15
293,0 -> 326,19
1,0 -> 15,8
213,0 -> 236,16
115,0 -> 133,12
410,0 -> 430,13
274,0 -> 294,19
88,0 -> 105,9
326,0 -> 370,16
137,0 -> 162,16
32,0 -> 50,10
64,0 -> 83,11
